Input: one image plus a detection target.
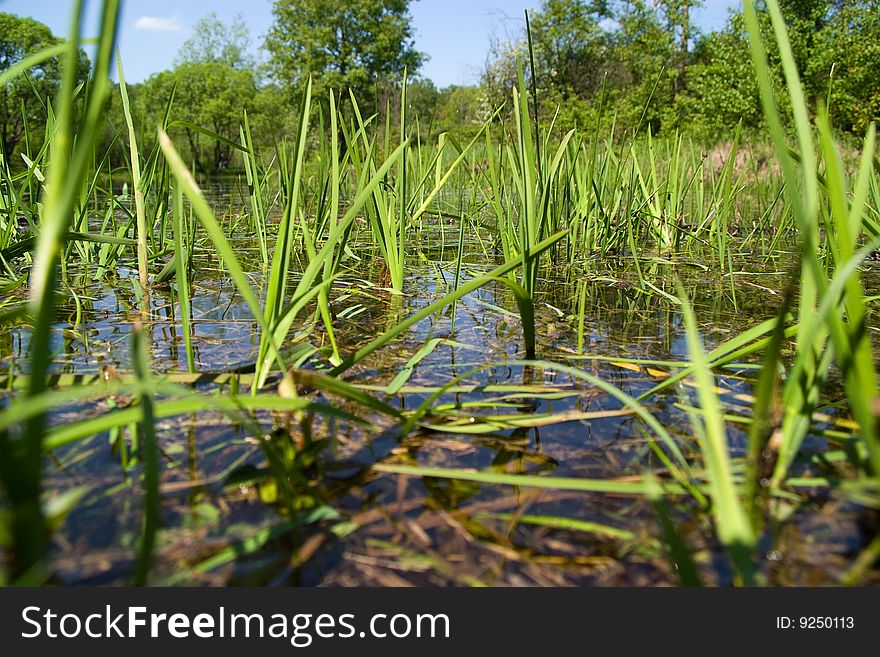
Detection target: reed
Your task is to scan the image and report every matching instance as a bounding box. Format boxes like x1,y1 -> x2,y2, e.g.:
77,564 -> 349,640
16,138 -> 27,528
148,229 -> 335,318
116,52 -> 150,299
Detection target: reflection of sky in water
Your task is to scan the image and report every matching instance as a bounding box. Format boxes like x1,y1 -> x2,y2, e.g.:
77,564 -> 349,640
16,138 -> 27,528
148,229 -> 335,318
0,204 -> 807,381
1,227 -> 807,414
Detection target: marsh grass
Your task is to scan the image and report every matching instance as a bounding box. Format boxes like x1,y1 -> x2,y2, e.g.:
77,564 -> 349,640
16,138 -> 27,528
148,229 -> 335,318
744,0 -> 880,489
116,52 -> 149,299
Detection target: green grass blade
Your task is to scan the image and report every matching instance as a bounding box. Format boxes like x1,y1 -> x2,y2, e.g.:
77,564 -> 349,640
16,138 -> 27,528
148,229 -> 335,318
131,323 -> 158,586
372,463 -> 658,495
677,280 -> 756,585
116,51 -> 150,296
157,128 -> 294,393
645,473 -> 702,586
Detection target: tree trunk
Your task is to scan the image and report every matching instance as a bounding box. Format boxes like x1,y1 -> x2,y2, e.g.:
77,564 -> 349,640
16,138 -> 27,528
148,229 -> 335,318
676,2 -> 689,94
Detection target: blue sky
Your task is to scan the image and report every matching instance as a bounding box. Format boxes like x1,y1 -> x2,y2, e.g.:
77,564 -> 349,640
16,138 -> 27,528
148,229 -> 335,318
0,0 -> 740,86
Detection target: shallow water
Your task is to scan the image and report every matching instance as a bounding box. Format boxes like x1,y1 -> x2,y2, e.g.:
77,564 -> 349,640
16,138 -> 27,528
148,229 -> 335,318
1,188 -> 877,586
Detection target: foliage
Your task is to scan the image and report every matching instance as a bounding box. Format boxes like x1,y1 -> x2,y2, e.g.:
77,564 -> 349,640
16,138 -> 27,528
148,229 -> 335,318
479,0 -> 880,140
610,1 -> 679,132
265,0 -> 424,105
679,14 -> 762,137
0,13 -> 88,161
140,62 -> 258,172
528,0 -> 613,101
174,11 -> 255,71
810,1 -> 880,133
432,85 -> 486,138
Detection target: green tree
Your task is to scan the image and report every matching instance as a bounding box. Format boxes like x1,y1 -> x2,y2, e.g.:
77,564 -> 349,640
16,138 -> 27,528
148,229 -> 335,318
529,0 -> 613,100
174,11 -> 254,71
480,0 -> 681,133
775,0 -> 831,89
608,1 -> 678,132
250,83 -> 292,147
480,1 -> 613,122
655,0 -> 703,93
264,0 -> 424,104
681,16 -> 762,136
477,0 -> 880,139
140,62 -> 257,172
0,13 -> 88,161
481,36 -> 528,116
400,78 -> 438,138
812,0 -> 880,133
679,1 -> 880,137
137,11 -> 272,173
433,85 -> 484,138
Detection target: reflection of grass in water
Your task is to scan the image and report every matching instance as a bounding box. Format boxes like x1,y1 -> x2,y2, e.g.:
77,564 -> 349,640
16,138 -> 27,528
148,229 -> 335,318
1,0 -> 880,586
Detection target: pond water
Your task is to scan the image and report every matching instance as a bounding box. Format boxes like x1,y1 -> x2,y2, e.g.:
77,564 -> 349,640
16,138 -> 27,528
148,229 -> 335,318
1,186 -> 876,586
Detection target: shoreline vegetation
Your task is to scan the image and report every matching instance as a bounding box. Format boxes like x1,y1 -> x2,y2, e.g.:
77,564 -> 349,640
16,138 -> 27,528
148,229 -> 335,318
0,0 -> 878,586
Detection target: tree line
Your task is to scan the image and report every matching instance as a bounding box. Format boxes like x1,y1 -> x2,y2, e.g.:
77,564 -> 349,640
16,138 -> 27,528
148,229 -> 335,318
495,0 -> 880,139
1,0 -> 878,174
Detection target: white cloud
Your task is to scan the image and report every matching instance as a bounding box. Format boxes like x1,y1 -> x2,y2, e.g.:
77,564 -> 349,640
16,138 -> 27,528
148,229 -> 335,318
134,16 -> 184,33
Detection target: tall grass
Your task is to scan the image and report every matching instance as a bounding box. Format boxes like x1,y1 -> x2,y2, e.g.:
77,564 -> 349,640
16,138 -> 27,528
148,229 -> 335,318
346,82 -> 494,294
743,0 -> 880,486
116,52 -> 150,299
240,110 -> 270,270
250,85 -> 413,389
504,59 -> 574,299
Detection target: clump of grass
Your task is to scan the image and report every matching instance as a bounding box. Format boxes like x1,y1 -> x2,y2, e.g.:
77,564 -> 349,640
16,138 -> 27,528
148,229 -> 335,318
502,57 -> 574,305
130,321 -> 158,585
744,0 -> 879,486
249,82 -> 412,389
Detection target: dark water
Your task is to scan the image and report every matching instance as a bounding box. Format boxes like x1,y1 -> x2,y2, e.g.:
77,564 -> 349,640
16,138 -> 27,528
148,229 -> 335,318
1,191 -> 877,586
